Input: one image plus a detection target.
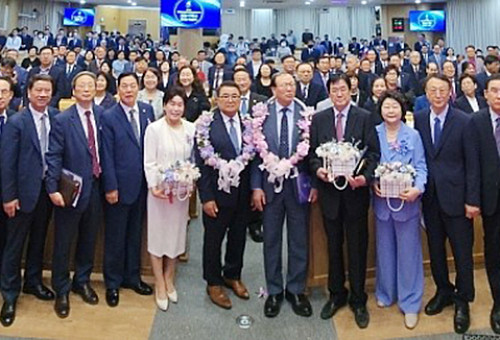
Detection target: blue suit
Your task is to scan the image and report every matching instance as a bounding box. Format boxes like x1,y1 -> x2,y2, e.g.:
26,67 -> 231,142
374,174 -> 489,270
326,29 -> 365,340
250,100 -> 310,295
373,122 -> 427,313
414,107 -> 479,303
101,102 -> 154,289
0,107 -> 57,303
195,109 -> 251,286
46,104 -> 104,295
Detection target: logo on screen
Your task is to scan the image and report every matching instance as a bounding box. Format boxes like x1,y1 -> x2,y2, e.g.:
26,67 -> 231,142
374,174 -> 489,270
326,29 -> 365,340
71,10 -> 88,25
174,0 -> 204,25
417,12 -> 437,30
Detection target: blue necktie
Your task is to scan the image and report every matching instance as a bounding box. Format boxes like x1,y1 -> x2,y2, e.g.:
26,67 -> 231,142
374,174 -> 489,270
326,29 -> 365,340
229,118 -> 240,154
279,108 -> 289,159
433,117 -> 442,146
0,116 -> 4,137
240,97 -> 247,116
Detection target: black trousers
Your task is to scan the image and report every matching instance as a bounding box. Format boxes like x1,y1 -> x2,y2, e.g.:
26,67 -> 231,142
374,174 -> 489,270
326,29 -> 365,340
423,195 -> 474,303
323,193 -> 369,308
202,202 -> 248,286
1,186 -> 52,303
51,180 -> 101,296
482,191 -> 500,308
103,190 -> 146,290
0,210 -> 7,281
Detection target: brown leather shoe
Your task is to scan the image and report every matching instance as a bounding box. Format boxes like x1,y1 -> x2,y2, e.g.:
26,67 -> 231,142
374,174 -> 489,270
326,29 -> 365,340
207,285 -> 232,309
223,278 -> 250,300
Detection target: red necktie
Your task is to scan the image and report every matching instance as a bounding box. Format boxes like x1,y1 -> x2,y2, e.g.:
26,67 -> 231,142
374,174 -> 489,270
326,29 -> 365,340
85,111 -> 101,177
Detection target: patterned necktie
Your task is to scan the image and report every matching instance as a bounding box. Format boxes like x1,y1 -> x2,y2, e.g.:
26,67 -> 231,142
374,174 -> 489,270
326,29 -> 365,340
336,113 -> 344,141
129,109 -> 140,142
0,116 -> 5,137
85,111 -> 101,177
433,117 -> 442,146
495,117 -> 500,158
240,97 -> 247,116
229,118 -> 240,154
279,108 -> 289,159
302,85 -> 308,99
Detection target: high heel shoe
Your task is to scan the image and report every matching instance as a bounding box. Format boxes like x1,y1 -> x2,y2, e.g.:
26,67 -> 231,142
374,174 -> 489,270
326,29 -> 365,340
167,290 -> 178,303
155,289 -> 169,311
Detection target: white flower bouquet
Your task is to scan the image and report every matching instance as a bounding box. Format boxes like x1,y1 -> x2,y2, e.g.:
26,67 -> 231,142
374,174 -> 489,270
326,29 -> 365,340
375,162 -> 416,212
161,161 -> 201,202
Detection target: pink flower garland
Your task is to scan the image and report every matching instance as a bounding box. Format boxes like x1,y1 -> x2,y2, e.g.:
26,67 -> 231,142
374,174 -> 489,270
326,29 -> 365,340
251,102 -> 314,192
195,111 -> 256,193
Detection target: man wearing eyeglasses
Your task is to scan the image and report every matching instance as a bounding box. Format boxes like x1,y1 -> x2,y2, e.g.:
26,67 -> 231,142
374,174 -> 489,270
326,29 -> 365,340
414,74 -> 480,334
251,72 -> 317,318
195,81 -> 252,310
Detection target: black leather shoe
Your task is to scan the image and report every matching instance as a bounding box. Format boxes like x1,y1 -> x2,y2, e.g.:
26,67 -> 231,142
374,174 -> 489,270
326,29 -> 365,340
54,294 -> 70,319
23,284 -> 55,301
72,283 -> 99,305
0,301 -> 16,327
285,291 -> 312,317
264,293 -> 284,318
491,306 -> 500,334
352,305 -> 370,329
249,226 -> 264,243
122,281 -> 153,296
424,293 -> 453,315
454,303 -> 470,334
106,289 -> 119,307
320,298 -> 347,320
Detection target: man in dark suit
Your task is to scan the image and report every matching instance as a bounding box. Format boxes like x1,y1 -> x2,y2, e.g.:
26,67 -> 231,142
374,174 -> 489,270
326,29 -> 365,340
321,34 -> 333,55
233,70 -> 267,243
414,74 -> 480,334
5,50 -> 28,93
246,49 -> 263,80
88,46 -> 107,75
194,81 -> 252,310
208,59 -> 233,97
348,37 -> 361,56
476,55 -> 499,92
472,74 -> 500,334
251,73 -> 315,318
301,29 -> 313,46
101,72 -> 154,308
403,51 -> 427,96
26,46 -> 65,108
309,74 -> 380,328
61,50 -> 83,98
333,37 -> 343,56
312,56 -> 333,93
0,75 -> 57,326
46,72 -> 104,318
429,45 -> 445,71
296,62 -> 328,109
301,41 -> 320,63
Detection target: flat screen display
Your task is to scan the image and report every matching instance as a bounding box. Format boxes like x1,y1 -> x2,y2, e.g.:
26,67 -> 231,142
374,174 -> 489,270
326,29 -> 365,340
409,10 -> 446,32
392,18 -> 404,32
63,8 -> 95,27
160,0 -> 221,29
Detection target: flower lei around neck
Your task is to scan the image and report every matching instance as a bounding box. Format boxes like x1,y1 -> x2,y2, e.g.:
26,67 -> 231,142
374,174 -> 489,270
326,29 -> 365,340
195,110 -> 256,194
251,102 -> 314,193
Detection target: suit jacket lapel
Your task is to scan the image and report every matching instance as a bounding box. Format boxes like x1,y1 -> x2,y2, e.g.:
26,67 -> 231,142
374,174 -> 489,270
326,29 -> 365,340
25,109 -> 41,153
265,103 -> 279,154
69,105 -> 91,156
344,106 -> 358,142
292,103 -> 301,150
434,109 -> 455,156
213,110 -> 237,158
138,103 -> 150,148
420,110 -> 435,157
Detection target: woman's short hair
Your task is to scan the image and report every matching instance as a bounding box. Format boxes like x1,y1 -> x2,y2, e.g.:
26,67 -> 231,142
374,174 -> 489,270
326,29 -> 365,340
163,86 -> 188,106
377,90 -> 407,122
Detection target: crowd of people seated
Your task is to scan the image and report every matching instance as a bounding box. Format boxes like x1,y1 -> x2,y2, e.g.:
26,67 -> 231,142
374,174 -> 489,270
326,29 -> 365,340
0,24 -> 500,337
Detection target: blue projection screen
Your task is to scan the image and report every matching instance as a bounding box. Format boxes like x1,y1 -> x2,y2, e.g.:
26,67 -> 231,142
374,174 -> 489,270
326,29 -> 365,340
409,10 -> 446,32
63,8 -> 95,27
161,0 -> 221,29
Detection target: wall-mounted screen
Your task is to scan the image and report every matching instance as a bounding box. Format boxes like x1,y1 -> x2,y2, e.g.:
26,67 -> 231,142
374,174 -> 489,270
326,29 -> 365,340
63,8 -> 95,27
160,0 -> 221,29
409,10 -> 446,32
392,18 -> 404,32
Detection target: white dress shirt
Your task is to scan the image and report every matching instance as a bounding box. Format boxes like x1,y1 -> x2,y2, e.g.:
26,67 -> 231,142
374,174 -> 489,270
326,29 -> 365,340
220,111 -> 242,149
76,104 -> 100,162
466,96 -> 480,113
275,102 -> 295,154
29,104 -> 50,149
252,61 -> 262,79
120,102 -> 141,138
430,105 -> 449,144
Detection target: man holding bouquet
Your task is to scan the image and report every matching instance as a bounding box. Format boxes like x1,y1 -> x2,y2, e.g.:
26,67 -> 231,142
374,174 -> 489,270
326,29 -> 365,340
309,73 -> 380,328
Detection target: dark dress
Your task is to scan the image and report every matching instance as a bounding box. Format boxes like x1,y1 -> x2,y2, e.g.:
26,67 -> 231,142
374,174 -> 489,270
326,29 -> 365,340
184,90 -> 211,122
255,80 -> 273,98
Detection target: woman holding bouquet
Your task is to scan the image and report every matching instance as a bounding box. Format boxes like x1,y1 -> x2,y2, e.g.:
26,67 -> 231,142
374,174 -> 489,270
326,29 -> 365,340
144,88 -> 196,311
372,91 -> 427,329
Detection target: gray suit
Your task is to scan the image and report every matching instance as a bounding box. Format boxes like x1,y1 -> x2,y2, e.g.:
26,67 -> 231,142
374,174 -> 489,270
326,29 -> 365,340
250,99 -> 310,295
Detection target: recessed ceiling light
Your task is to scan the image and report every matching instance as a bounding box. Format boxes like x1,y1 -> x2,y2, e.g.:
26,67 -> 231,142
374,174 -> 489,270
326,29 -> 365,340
415,0 -> 422,3
127,0 -> 132,2
80,0 -> 85,3
305,1 -> 311,4
131,1 -> 137,5
361,0 -> 367,4
240,0 -> 245,7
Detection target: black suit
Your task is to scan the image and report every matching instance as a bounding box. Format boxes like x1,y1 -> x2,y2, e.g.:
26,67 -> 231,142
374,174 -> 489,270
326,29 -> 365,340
403,65 -> 427,96
309,105 -> 380,307
454,95 -> 488,114
471,108 -> 500,306
184,90 -> 211,122
26,66 -> 66,108
295,82 -> 328,109
194,109 -> 251,286
414,107 -> 479,303
208,66 -> 233,97
61,63 -> 84,98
